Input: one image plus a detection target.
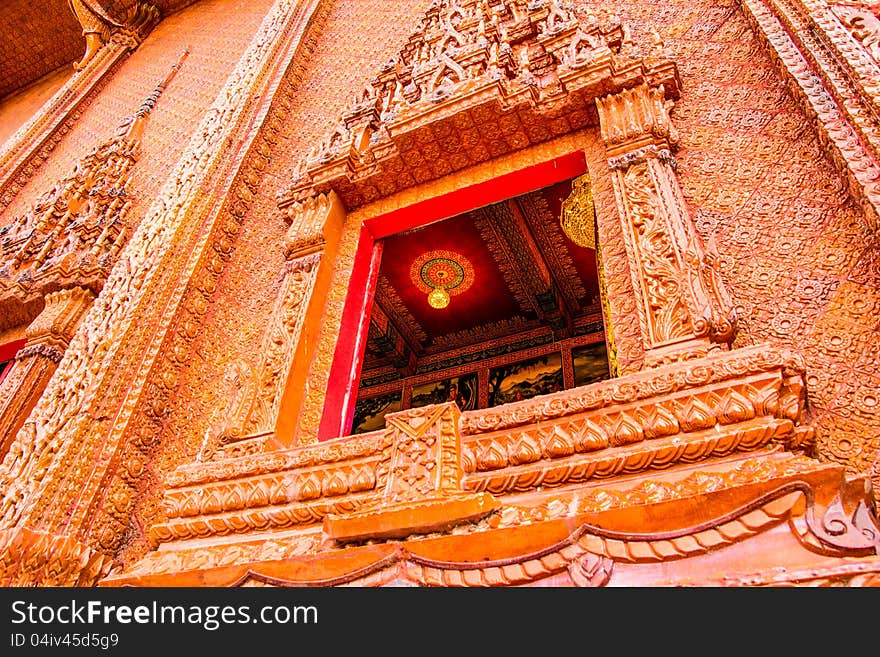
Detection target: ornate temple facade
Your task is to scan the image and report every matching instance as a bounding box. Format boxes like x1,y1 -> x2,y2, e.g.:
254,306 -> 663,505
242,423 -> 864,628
0,0 -> 878,587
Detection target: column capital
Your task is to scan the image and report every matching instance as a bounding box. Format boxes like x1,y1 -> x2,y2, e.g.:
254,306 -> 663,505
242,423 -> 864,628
21,286 -> 95,355
596,83 -> 679,160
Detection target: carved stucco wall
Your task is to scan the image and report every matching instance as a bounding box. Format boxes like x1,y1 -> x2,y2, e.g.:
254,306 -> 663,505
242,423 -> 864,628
613,0 -> 880,481
157,0 -> 878,519
0,0 -> 277,230
0,0 -> 875,571
157,0 -> 436,472
0,67 -> 73,147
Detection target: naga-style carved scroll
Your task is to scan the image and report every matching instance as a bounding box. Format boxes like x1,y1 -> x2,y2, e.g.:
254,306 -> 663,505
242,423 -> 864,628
68,0 -> 160,71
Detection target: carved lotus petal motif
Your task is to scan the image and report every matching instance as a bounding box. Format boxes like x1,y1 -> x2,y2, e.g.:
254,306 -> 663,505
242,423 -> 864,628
294,474 -> 322,501
226,485 -> 244,511
509,434 -> 542,465
640,403 -> 679,439
477,441 -> 508,471
460,444 -> 476,473
752,384 -> 779,418
675,395 -> 716,432
608,412 -> 643,446
247,482 -> 268,508
542,426 -> 575,459
350,467 -> 376,493
179,493 -> 201,518
322,472 -> 348,497
718,388 -> 755,425
573,418 -> 609,452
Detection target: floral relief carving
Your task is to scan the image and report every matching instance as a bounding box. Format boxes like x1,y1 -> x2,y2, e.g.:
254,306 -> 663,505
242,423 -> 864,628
276,0 -> 675,210
831,1 -> 880,65
620,161 -> 692,346
596,83 -> 737,364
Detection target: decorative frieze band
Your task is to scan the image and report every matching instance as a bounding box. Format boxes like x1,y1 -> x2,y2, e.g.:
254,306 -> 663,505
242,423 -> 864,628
147,343 -> 809,544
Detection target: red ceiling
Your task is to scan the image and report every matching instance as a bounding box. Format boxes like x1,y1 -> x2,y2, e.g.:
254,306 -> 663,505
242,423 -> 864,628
365,177 -> 601,368
377,211 -> 527,339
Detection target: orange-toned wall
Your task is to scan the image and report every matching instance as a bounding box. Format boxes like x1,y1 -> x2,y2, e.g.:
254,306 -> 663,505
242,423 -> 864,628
620,0 -> 879,480
0,0 -> 278,230
162,0 -> 878,495
1,0 -> 877,561
158,0 -> 436,464
0,66 -> 73,147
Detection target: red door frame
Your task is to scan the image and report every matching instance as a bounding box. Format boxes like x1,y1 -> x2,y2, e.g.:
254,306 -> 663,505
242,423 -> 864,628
317,150 -> 589,441
0,338 -> 27,384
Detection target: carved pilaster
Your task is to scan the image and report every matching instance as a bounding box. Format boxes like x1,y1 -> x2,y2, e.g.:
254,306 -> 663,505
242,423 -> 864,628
0,287 -> 94,462
596,84 -> 737,368
324,402 -> 499,542
0,0 -> 326,584
204,191 -> 346,459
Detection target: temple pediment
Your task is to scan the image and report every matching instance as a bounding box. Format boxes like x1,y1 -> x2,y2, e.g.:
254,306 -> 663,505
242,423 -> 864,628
277,0 -> 677,210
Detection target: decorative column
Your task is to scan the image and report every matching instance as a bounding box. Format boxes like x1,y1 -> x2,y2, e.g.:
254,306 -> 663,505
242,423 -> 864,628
0,0 -> 325,586
595,83 -> 738,368
0,288 -> 94,462
203,191 -> 346,459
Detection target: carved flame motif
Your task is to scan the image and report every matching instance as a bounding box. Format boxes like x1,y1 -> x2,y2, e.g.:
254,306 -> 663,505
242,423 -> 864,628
0,139 -> 136,302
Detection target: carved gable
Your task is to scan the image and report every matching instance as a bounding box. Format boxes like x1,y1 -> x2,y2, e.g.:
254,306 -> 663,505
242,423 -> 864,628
278,0 -> 678,209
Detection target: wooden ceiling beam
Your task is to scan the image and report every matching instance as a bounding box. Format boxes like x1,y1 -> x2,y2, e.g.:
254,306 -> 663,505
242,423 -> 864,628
367,297 -> 418,374
501,198 -> 571,335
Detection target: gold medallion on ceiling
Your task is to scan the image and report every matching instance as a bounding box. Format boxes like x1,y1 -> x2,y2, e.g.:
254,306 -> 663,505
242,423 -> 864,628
410,250 -> 474,309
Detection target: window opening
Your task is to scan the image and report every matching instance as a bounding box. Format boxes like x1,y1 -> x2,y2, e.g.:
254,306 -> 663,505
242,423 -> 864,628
349,174 -> 610,435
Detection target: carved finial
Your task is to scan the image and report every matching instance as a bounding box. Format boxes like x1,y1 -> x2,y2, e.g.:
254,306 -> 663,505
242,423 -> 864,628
0,48 -> 188,301
120,48 -> 190,141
